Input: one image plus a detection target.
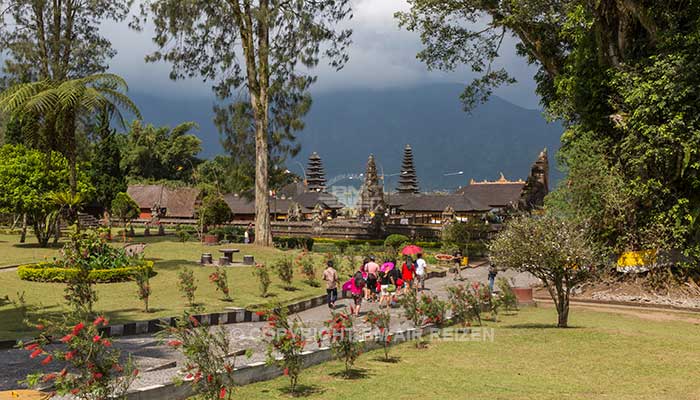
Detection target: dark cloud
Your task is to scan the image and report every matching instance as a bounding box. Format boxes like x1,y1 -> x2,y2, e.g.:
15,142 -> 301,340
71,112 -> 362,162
103,0 -> 540,108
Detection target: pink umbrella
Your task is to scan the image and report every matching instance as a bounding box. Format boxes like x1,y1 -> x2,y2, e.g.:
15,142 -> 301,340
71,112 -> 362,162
401,245 -> 423,256
381,262 -> 395,272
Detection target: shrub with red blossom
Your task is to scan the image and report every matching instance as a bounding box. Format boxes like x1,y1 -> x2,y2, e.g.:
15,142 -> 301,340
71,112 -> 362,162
365,309 -> 393,361
208,267 -> 232,302
20,316 -> 137,400
323,311 -> 363,375
260,306 -> 306,394
158,313 -> 235,400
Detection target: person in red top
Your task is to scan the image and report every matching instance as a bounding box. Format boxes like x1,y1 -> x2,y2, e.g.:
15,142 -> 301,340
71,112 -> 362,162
401,255 -> 415,292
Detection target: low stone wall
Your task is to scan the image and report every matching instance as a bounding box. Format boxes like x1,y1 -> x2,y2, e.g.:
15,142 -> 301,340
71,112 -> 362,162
126,325 -> 432,400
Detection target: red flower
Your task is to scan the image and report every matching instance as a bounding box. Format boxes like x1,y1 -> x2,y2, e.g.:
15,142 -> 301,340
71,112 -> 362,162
386,335 -> 393,343
102,339 -> 112,347
30,349 -> 43,359
93,316 -> 106,326
185,373 -> 193,379
283,367 -> 289,376
93,335 -> 101,343
224,364 -> 233,373
64,351 -> 76,360
36,324 -> 45,330
42,373 -> 57,382
93,372 -> 103,379
189,316 -> 199,327
207,374 -> 213,383
113,364 -> 123,372
24,343 -> 40,351
41,355 -> 53,365
60,334 -> 74,343
72,322 -> 85,336
133,369 -> 140,376
219,387 -> 227,399
70,389 -> 80,395
60,368 -> 68,377
255,311 -> 266,317
167,340 -> 183,347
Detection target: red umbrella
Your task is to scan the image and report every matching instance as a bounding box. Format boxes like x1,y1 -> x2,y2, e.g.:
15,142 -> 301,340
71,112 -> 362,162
401,245 -> 423,256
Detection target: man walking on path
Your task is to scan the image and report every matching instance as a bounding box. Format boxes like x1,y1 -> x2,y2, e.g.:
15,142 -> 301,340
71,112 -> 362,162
415,253 -> 427,292
323,260 -> 339,309
452,249 -> 464,281
488,262 -> 498,292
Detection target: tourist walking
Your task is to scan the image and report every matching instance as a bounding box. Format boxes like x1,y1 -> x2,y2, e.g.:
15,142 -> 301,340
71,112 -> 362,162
365,256 -> 380,302
415,253 -> 427,291
453,249 -> 463,281
488,262 -> 498,292
323,260 -> 339,309
378,270 -> 393,308
349,271 -> 366,316
401,256 -> 415,291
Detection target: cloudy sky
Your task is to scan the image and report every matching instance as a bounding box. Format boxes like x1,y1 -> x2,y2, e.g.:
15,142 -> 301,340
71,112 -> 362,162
104,0 -> 541,109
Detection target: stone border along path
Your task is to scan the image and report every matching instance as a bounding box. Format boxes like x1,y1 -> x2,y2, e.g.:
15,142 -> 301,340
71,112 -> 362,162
0,262 -> 540,396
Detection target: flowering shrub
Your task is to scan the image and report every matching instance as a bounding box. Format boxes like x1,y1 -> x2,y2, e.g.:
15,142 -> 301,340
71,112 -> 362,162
134,268 -> 151,313
20,316 -> 138,400
208,267 -> 232,302
274,258 -> 295,290
448,282 -> 495,326
64,262 -> 98,319
260,307 -> 306,393
295,251 -> 319,287
364,309 -> 392,361
159,313 -> 235,400
496,277 -> 518,312
418,294 -> 448,327
252,263 -> 271,297
323,312 -> 363,375
177,268 -> 198,308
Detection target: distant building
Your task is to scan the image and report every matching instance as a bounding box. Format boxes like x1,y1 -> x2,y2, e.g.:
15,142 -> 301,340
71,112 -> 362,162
126,184 -> 200,220
398,194 -> 490,224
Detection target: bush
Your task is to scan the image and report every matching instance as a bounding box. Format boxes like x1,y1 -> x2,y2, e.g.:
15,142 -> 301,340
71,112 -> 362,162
17,261 -> 154,283
418,294 -> 448,327
384,234 -> 409,251
496,277 -> 518,312
274,258 -> 295,290
209,267 -> 232,301
176,224 -> 196,242
323,312 -> 363,376
177,268 -> 198,308
209,226 -> 245,242
295,251 -> 319,287
335,240 -> 350,253
111,192 -> 140,226
273,237 -> 314,250
200,195 -> 234,227
252,263 -> 272,297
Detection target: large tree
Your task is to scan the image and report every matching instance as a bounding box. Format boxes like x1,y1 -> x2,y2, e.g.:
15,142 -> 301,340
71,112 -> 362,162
0,74 -> 140,194
137,0 -> 353,246
0,144 -> 94,246
120,120 -> 202,183
0,0 -> 133,83
398,1 -> 700,266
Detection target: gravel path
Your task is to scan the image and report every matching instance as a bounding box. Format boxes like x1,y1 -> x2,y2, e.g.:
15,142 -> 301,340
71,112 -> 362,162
0,263 -> 539,391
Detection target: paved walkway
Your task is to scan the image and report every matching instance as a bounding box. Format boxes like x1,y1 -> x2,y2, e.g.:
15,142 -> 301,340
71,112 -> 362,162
0,264 -> 539,391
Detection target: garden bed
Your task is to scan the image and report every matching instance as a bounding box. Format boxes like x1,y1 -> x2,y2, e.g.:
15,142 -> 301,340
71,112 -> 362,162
17,261 -> 154,283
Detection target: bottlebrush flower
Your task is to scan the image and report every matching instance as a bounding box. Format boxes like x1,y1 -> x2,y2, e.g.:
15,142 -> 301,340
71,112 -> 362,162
189,316 -> 199,327
93,316 -> 106,326
283,368 -> 289,376
42,373 -> 57,382
24,343 -> 39,351
41,355 -> 53,365
92,335 -> 101,343
70,389 -> 80,395
101,339 -> 112,347
30,349 -> 43,359
36,324 -> 45,330
219,387 -> 227,399
167,340 -> 183,347
64,351 -> 76,360
72,322 -> 85,336
60,334 -> 74,343
93,372 -> 103,379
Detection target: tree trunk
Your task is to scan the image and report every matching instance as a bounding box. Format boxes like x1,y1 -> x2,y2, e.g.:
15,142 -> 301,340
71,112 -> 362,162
556,290 -> 569,328
19,213 -> 27,243
253,0 -> 272,247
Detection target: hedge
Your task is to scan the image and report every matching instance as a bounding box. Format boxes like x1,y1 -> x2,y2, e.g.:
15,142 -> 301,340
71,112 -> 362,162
17,261 -> 154,283
312,238 -> 385,246
273,237 -> 315,250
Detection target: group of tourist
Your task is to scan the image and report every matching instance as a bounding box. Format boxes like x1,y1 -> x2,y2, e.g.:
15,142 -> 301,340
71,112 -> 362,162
322,253 -> 428,316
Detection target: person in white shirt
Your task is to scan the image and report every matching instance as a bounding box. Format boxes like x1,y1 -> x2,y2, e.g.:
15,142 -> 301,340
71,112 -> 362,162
415,253 -> 427,291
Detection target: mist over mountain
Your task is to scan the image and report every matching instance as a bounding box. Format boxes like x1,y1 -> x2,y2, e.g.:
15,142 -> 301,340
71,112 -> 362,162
130,83 -> 563,192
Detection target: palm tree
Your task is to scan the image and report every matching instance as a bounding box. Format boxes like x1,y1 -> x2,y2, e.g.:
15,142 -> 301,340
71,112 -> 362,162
0,73 -> 141,194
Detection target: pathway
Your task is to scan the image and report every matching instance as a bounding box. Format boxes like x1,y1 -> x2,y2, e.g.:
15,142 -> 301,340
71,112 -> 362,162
0,263 -> 538,391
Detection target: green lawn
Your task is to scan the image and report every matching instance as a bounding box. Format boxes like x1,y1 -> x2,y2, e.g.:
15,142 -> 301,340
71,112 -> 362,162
232,307 -> 700,400
0,233 -> 324,340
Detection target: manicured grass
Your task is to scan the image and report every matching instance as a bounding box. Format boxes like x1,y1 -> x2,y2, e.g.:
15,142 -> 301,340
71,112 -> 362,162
0,234 -> 324,340
231,307 -> 700,400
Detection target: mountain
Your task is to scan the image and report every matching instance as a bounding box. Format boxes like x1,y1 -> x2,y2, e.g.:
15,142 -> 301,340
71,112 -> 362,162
129,83 -> 563,192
